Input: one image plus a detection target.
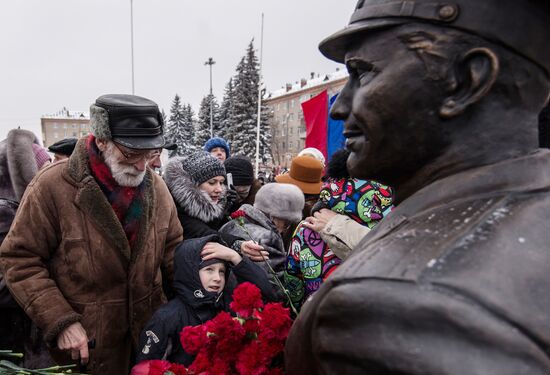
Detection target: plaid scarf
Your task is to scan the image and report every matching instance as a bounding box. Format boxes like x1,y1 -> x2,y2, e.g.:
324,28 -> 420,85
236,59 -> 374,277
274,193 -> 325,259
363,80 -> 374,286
87,135 -> 145,251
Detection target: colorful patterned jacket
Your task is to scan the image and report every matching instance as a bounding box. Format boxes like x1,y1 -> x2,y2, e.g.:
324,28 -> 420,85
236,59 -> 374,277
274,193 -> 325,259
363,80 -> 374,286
284,178 -> 393,312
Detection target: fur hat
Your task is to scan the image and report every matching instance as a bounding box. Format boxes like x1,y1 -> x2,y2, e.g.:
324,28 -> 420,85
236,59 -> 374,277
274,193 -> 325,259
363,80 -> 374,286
275,156 -> 323,194
204,137 -> 230,158
0,129 -> 42,202
181,151 -> 226,185
224,155 -> 254,186
254,183 -> 305,222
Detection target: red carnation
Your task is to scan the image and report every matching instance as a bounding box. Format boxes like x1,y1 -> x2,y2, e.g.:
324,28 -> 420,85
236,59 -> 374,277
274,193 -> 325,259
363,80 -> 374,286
168,363 -> 188,375
205,311 -> 246,356
180,324 -> 208,354
230,282 -> 264,318
230,210 -> 246,219
258,303 -> 292,342
188,350 -> 210,374
147,359 -> 172,375
235,340 -> 271,375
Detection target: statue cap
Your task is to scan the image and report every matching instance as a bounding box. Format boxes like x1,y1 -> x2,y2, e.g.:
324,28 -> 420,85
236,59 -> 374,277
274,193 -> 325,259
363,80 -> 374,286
319,0 -> 550,74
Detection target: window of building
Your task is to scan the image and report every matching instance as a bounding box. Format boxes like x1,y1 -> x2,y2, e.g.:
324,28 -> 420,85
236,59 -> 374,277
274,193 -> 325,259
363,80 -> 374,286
81,131 -> 88,137
289,141 -> 294,149
289,127 -> 294,135
290,100 -> 295,108
53,132 -> 59,139
72,124 -> 77,129
53,123 -> 58,129
72,132 -> 77,137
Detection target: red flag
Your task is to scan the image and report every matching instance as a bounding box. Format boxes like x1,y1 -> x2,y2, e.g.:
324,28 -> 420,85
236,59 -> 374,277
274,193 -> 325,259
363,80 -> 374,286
301,90 -> 328,159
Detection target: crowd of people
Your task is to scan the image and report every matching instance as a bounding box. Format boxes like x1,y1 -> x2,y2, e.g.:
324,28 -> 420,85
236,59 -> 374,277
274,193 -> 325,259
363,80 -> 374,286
2,0 -> 550,374
0,93 -> 394,373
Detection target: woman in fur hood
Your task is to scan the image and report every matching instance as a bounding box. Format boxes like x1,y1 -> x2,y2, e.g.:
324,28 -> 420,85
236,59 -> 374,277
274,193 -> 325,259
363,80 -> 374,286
163,151 -> 265,257
219,183 -> 305,301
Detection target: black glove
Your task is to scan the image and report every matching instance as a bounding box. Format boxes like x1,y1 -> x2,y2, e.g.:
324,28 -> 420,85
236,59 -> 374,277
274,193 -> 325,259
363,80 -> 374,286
224,187 -> 240,215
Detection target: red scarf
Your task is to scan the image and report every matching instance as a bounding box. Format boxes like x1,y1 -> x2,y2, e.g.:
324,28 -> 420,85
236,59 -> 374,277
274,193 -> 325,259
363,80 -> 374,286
87,135 -> 145,251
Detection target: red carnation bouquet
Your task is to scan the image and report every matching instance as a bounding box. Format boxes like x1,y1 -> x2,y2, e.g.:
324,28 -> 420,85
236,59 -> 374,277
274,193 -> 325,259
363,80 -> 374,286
132,282 -> 292,375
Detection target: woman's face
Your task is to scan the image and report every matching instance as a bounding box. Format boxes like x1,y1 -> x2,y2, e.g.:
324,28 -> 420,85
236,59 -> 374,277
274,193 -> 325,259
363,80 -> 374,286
199,176 -> 225,203
272,217 -> 289,234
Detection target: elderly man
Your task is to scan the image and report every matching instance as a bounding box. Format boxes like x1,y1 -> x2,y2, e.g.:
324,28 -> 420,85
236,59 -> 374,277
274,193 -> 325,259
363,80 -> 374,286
286,1 -> 550,374
0,94 -> 183,373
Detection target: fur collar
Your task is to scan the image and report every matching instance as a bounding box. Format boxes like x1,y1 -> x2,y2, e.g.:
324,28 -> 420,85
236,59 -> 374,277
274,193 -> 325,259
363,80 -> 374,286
0,129 -> 39,201
164,157 -> 226,223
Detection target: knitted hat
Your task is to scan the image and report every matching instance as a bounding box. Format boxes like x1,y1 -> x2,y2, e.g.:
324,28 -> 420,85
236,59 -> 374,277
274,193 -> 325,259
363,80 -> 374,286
31,143 -> 51,169
224,155 -> 254,186
48,138 -> 77,156
204,137 -> 230,158
275,156 -> 323,194
254,183 -> 305,222
298,147 -> 326,167
181,151 -> 226,185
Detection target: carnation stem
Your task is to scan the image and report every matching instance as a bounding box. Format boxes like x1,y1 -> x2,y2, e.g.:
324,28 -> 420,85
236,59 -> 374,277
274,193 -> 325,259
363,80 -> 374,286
235,217 -> 299,316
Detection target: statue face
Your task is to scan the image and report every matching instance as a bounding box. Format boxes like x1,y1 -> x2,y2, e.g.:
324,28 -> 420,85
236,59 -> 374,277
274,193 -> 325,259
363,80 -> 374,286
332,27 -> 449,185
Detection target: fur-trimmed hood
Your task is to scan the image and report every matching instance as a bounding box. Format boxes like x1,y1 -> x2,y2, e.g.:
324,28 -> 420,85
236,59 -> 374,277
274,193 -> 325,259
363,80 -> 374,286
0,129 -> 41,202
164,157 -> 227,223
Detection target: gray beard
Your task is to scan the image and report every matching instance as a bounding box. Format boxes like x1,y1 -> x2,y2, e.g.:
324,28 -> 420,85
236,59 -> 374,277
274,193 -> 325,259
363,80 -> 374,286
103,143 -> 146,187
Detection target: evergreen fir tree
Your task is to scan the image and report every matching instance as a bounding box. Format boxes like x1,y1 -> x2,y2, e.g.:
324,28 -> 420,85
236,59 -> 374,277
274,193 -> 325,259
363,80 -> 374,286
230,40 -> 272,164
180,103 -> 197,154
166,94 -> 186,157
195,93 -> 220,148
218,78 -> 236,143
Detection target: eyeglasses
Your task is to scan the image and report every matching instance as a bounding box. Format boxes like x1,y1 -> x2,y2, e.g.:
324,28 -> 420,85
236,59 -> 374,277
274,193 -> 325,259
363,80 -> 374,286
113,142 -> 159,163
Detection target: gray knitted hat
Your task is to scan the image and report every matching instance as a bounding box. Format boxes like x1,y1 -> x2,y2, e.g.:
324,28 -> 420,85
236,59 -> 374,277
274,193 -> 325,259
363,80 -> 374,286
181,151 -> 226,185
254,183 -> 305,223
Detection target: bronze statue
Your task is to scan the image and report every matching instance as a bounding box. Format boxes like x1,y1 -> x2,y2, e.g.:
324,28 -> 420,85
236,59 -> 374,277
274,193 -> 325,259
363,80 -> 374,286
285,0 -> 550,374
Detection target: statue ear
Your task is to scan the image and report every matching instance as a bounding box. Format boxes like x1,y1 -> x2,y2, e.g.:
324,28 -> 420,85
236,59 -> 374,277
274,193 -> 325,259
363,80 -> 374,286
440,48 -> 499,118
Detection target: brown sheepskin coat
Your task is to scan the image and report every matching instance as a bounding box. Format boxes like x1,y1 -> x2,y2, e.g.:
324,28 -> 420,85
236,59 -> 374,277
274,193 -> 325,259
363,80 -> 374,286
0,138 -> 183,374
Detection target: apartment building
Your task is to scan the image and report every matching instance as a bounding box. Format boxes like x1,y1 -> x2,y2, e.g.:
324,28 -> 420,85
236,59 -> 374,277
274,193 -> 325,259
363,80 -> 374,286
264,69 -> 348,167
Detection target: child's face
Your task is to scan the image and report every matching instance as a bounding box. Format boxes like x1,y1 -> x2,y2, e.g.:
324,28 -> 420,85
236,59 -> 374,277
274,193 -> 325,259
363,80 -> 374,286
199,263 -> 226,293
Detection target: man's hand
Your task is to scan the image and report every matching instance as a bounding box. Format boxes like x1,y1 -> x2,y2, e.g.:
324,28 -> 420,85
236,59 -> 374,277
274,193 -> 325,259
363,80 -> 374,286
57,322 -> 89,365
303,208 -> 338,233
241,240 -> 269,262
201,242 -> 242,265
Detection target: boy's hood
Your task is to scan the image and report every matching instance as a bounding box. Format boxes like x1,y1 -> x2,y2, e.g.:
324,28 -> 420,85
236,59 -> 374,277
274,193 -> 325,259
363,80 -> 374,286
173,234 -> 231,308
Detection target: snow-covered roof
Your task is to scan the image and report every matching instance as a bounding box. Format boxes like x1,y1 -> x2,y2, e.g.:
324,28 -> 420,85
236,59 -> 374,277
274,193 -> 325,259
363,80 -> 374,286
42,107 -> 89,120
266,69 -> 348,100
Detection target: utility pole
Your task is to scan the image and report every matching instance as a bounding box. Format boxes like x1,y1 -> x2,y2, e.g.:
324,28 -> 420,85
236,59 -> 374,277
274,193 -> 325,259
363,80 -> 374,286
254,13 -> 265,177
204,57 -> 216,137
130,0 -> 135,94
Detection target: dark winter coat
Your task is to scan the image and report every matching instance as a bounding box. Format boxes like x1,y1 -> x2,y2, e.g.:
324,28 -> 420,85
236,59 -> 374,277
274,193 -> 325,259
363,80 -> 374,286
0,138 -> 183,374
164,158 -> 241,246
136,234 -> 275,366
219,204 -> 287,300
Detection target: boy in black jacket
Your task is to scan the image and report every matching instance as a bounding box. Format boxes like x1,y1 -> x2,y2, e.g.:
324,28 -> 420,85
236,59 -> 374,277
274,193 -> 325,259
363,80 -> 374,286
136,234 -> 275,365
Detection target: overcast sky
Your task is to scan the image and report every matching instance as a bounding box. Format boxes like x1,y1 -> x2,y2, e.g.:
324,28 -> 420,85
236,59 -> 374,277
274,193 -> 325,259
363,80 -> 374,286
0,0 -> 353,142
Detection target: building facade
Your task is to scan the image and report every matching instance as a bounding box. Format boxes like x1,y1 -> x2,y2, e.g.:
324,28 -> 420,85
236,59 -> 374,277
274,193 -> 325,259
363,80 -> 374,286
41,107 -> 90,148
264,69 -> 348,168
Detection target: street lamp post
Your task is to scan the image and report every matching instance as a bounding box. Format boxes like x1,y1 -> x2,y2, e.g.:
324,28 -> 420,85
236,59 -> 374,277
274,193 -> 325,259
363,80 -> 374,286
204,57 -> 216,137
130,0 -> 135,94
